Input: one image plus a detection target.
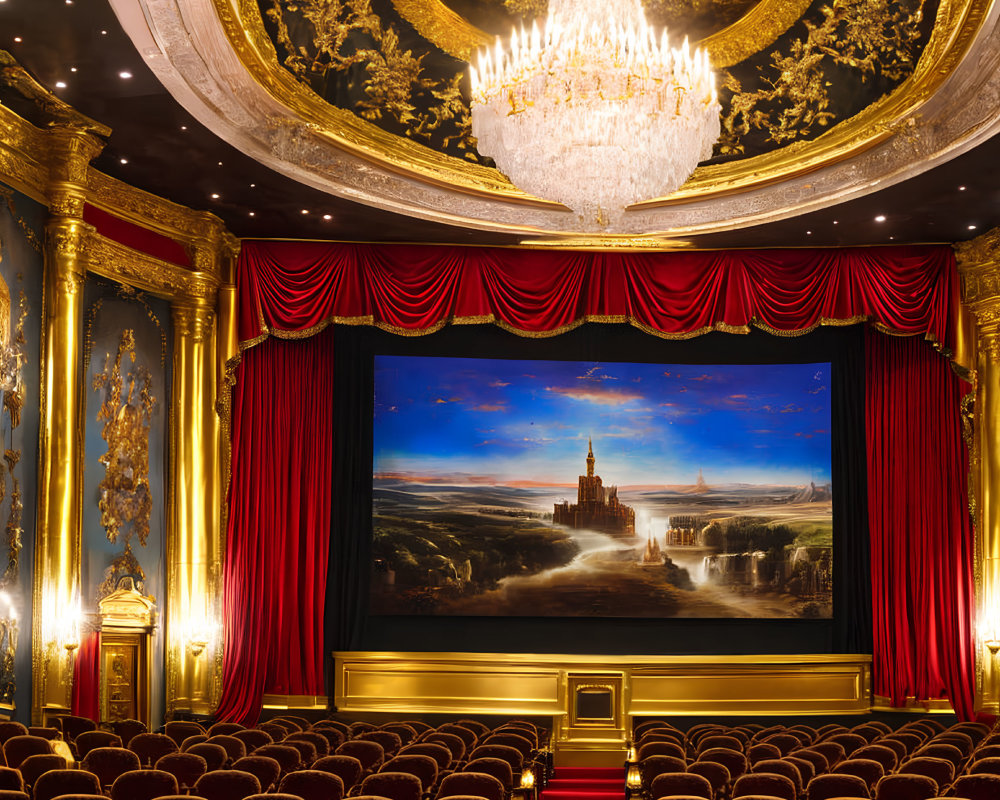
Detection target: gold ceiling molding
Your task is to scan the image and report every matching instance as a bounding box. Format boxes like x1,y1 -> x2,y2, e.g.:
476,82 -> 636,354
218,0 -> 986,200
111,0 -> 1000,236
0,104 -> 50,204
389,0 -> 813,68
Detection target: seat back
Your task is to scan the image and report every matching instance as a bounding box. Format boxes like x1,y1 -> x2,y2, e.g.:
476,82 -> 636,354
111,718 -> 148,747
638,754 -> 688,788
358,730 -> 403,757
278,769 -> 346,800
254,744 -> 304,775
81,746 -> 141,788
382,753 -> 438,791
698,748 -> 748,781
873,773 -> 939,800
897,755 -> 954,789
109,768 -> 180,800
687,760 -> 730,799
807,773 -> 871,800
464,757 -> 514,791
468,744 -> 522,771
75,731 -> 123,760
638,740 -> 687,761
854,745 -> 899,773
193,768 -> 262,800
32,768 -> 101,800
358,770 -> 423,800
16,754 -> 66,790
437,770 -> 505,800
337,739 -> 385,773
165,721 -> 208,748
750,759 -> 802,794
313,754 -> 364,790
2,735 -> 51,769
155,751 -> 209,793
833,758 -> 886,790
187,743 -> 231,773
948,773 -> 1000,800
129,732 -> 180,767
732,772 -> 796,800
231,729 -> 273,754
747,743 -> 782,766
649,771 -> 713,800
231,755 -> 281,793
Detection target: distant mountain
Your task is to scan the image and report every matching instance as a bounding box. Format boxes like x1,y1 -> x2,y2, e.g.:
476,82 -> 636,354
789,482 -> 832,503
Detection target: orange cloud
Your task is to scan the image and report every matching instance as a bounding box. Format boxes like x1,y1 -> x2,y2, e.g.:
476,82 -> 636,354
473,403 -> 507,412
547,385 -> 643,405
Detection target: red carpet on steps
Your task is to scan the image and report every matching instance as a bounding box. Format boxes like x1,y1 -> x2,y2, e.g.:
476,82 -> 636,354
540,767 -> 625,800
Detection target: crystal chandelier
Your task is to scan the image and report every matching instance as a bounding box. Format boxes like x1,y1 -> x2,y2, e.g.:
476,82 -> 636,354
469,0 -> 721,227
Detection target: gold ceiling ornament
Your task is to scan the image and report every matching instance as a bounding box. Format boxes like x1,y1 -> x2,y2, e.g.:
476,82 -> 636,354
469,0 -> 721,224
717,0 -> 929,154
93,329 -> 156,548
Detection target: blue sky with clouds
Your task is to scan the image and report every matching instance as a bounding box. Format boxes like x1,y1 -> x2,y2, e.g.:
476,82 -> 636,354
374,355 -> 832,486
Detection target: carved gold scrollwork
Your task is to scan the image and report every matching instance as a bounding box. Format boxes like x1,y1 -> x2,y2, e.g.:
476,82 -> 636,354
93,330 -> 156,549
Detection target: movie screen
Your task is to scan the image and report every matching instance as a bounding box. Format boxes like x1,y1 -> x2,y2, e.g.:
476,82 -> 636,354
372,356 -> 832,619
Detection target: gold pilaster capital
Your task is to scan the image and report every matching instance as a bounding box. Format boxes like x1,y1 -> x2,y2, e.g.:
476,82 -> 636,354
172,299 -> 217,344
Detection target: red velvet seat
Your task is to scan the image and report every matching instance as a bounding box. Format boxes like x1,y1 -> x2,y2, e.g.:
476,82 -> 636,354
698,736 -> 745,755
309,726 -> 346,750
314,720 -> 352,737
639,741 -> 688,762
784,755 -> 816,786
0,724 -> 26,746
968,755 -> 1000,775
0,792 -> 27,800
187,743 -> 231,773
423,733 -> 468,767
129,733 -> 180,767
109,768 -> 180,800
896,756 -> 954,791
436,771 -> 505,800
315,754 -> 366,790
833,759 -> 885,791
853,746 -> 898,774
807,773 -> 871,800
382,753 -> 439,792
111,718 -> 148,747
0,767 -> 20,792
156,751 -> 210,793
279,768 -> 346,800
32,768 -> 101,800
948,773 -> 1000,800
230,729 -> 273,754
810,742 -> 848,769
208,722 -> 246,737
231,755 -> 281,793
698,748 -> 748,783
193,768 -> 262,800
732,772 -> 797,800
828,734 -> 868,758
467,745 -> 522,773
478,734 -> 528,762
358,770 -> 423,800
360,731 -> 404,758
165,721 -> 208,748
649,772 -> 713,800
765,735 -> 803,757
206,735 -> 247,766
81,746 -> 141,789
687,760 -> 730,800
747,743 -> 783,766
283,737 -> 319,766
464,757 -> 513,792
402,744 -> 454,774
382,724 -> 420,747
287,730 -> 333,758
257,722 -> 290,742
751,759 -> 803,796
639,754 -> 689,790
455,721 -> 489,740
254,743 -> 304,776
17,753 -> 66,791
436,725 -> 477,752
873,773 -> 939,800
2,735 -> 51,769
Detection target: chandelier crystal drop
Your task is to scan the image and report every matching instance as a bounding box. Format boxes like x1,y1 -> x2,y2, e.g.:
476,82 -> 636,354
469,0 -> 722,227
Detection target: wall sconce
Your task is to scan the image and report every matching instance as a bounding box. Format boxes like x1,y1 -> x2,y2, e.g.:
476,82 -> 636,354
626,762 -> 642,799
182,619 -> 218,658
987,639 -> 1000,656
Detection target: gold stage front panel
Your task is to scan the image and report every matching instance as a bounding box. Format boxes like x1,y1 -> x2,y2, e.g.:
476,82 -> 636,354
333,652 -> 871,718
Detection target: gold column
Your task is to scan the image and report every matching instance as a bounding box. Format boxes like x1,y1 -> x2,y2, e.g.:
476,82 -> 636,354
167,291 -> 221,716
956,231 -> 1000,713
32,125 -> 105,722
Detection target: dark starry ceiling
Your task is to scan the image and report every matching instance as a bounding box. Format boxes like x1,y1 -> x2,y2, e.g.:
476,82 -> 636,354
1,0 -> 998,249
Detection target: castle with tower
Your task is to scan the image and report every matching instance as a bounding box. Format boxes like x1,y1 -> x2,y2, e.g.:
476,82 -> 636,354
553,439 -> 636,538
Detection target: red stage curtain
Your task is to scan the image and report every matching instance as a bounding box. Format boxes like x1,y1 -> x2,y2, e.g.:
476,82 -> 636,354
218,240 -> 971,724
237,242 -> 958,348
214,328 -> 335,725
70,629 -> 100,721
866,329 -> 975,719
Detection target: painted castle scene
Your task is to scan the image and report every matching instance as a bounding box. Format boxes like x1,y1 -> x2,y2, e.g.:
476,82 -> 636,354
371,356 -> 833,619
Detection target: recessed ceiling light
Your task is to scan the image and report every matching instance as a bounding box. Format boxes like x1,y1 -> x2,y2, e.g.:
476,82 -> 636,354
119,158 -> 128,165
323,214 -> 332,221
101,30 -> 108,35
806,231 -> 812,235
70,67 -> 77,73
250,183 -> 256,188
119,71 -> 132,79
180,125 -> 187,131
958,186 -> 967,191
875,215 -> 886,223
55,81 -> 67,89
889,236 -> 894,240
968,224 -> 977,230
301,209 -> 309,214
249,211 -> 256,217
832,220 -> 839,225
217,161 -> 223,166
210,193 -> 220,200
13,37 -> 22,43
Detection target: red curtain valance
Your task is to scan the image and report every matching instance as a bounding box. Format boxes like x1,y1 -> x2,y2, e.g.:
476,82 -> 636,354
237,242 -> 959,349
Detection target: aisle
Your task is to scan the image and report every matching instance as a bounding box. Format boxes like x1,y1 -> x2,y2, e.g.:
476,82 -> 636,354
539,767 -> 626,800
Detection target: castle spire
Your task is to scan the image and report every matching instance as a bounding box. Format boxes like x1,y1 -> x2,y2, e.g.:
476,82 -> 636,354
587,437 -> 595,478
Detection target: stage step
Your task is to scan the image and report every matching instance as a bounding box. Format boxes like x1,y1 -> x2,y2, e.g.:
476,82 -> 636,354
541,767 -> 625,800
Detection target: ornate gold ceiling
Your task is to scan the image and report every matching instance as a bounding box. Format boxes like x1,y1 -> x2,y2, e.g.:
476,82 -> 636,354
110,0 -> 1000,243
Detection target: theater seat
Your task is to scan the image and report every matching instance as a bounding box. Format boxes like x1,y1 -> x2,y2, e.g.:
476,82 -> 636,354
279,768 -> 346,800
357,770 -> 423,800
193,768 -> 262,800
732,772 -> 796,800
649,772 -> 713,800
873,774 -> 938,800
156,751 -> 209,793
32,768 -> 101,800
109,768 -> 180,800
687,761 -> 730,800
436,771 -> 505,800
807,773 -> 871,800
947,774 -> 1000,800
231,755 -> 281,793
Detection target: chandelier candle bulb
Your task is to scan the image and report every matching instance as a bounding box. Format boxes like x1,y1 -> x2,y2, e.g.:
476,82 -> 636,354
469,0 -> 721,227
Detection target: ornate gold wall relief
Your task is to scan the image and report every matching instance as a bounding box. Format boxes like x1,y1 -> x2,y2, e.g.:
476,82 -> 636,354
93,329 -> 156,550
